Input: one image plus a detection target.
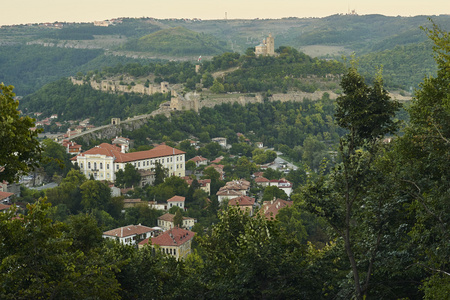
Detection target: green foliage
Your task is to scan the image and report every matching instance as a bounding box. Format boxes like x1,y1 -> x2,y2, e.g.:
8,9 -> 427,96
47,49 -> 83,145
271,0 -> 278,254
115,163 -> 141,188
0,83 -> 42,183
124,26 -> 230,56
0,199 -> 121,299
197,206 -> 327,299
41,139 -> 73,179
21,78 -> 170,125
262,185 -> 288,202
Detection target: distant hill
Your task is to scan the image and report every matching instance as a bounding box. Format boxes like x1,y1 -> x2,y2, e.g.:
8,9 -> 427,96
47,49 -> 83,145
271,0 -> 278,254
123,26 -> 230,56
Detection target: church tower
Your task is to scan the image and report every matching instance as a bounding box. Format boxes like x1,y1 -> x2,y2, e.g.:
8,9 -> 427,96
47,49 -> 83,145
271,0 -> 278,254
266,33 -> 275,55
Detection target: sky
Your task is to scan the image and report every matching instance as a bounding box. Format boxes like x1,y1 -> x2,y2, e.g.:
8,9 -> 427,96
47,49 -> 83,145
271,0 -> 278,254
3,0 -> 450,26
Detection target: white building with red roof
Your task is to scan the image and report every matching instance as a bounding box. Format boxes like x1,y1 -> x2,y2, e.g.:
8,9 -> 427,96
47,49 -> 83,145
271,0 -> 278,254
255,176 -> 270,187
138,227 -> 195,260
188,155 -> 209,167
167,195 -> 185,210
157,213 -> 195,231
269,178 -> 293,197
102,224 -> 156,245
71,143 -> 185,182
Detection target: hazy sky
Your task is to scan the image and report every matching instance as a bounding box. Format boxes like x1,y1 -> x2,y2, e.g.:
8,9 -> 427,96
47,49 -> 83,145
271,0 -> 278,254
3,0 -> 450,26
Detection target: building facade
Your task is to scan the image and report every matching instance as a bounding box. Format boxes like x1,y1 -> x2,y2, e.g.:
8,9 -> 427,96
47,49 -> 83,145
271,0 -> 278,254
71,143 -> 185,182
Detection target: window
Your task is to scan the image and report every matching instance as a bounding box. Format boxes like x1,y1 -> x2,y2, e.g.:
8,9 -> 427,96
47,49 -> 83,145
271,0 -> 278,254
162,158 -> 164,164
100,163 -> 103,170
107,164 -> 109,170
116,165 -> 119,170
147,161 -> 149,166
170,157 -> 172,162
88,162 -> 91,169
138,162 -> 140,167
94,162 -> 97,170
80,163 -> 83,168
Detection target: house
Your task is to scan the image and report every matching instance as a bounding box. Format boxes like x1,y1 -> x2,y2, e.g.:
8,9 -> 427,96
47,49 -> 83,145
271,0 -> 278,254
211,137 -> 227,148
62,140 -> 82,155
0,191 -> 14,204
148,201 -> 168,211
71,143 -> 185,182
207,164 -> 225,180
123,198 -> 143,209
260,198 -> 293,220
228,195 -> 256,216
269,178 -> 293,197
188,155 -> 209,167
216,189 -> 242,203
102,224 -> 156,245
167,196 -> 185,210
218,179 -> 250,196
210,156 -> 223,164
111,136 -> 130,153
138,169 -> 155,187
255,142 -> 264,148
183,177 -> 211,195
138,227 -> 195,260
157,213 -> 196,231
255,176 -> 270,187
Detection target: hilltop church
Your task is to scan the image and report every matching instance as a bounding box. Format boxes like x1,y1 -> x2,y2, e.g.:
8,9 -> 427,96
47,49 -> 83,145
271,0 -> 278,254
255,33 -> 275,56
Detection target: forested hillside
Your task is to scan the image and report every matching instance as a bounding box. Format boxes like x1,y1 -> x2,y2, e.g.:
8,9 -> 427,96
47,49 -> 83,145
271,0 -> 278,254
2,15 -> 450,94
123,26 -> 230,56
20,78 -> 169,124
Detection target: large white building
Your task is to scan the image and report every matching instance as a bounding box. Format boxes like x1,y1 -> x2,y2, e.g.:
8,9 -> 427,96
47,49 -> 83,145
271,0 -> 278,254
71,143 -> 185,182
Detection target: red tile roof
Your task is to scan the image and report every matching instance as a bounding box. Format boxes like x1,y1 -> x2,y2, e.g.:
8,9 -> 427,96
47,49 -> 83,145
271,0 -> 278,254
103,224 -> 154,238
0,203 -> 11,210
167,196 -> 185,202
228,195 -> 255,206
158,213 -> 194,222
72,143 -> 185,162
255,177 -> 270,183
0,191 -> 14,201
189,155 -> 208,162
260,198 -> 293,220
139,227 -> 195,247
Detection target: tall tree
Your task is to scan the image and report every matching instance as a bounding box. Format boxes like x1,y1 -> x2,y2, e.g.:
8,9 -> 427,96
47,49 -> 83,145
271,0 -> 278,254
394,22 -> 450,298
304,64 -> 401,299
0,83 -> 42,183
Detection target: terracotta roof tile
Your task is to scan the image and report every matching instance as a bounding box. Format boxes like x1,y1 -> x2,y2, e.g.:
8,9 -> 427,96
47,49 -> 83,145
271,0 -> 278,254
103,224 -> 154,238
139,227 -> 195,247
228,195 -> 255,206
167,196 -> 185,202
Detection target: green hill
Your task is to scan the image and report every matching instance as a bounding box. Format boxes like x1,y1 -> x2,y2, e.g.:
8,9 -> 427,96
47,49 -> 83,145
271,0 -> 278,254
124,26 -> 230,56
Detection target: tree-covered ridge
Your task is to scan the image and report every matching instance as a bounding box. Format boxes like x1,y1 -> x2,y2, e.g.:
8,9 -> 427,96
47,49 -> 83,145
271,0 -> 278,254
123,26 -> 230,56
357,41 -> 437,89
203,47 -> 345,93
20,78 -> 170,125
0,44 -> 161,96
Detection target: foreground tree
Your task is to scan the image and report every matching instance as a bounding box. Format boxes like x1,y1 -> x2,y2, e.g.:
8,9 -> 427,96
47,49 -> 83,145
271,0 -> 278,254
303,65 -> 401,299
0,199 -> 121,299
0,83 -> 42,183
394,22 -> 450,298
